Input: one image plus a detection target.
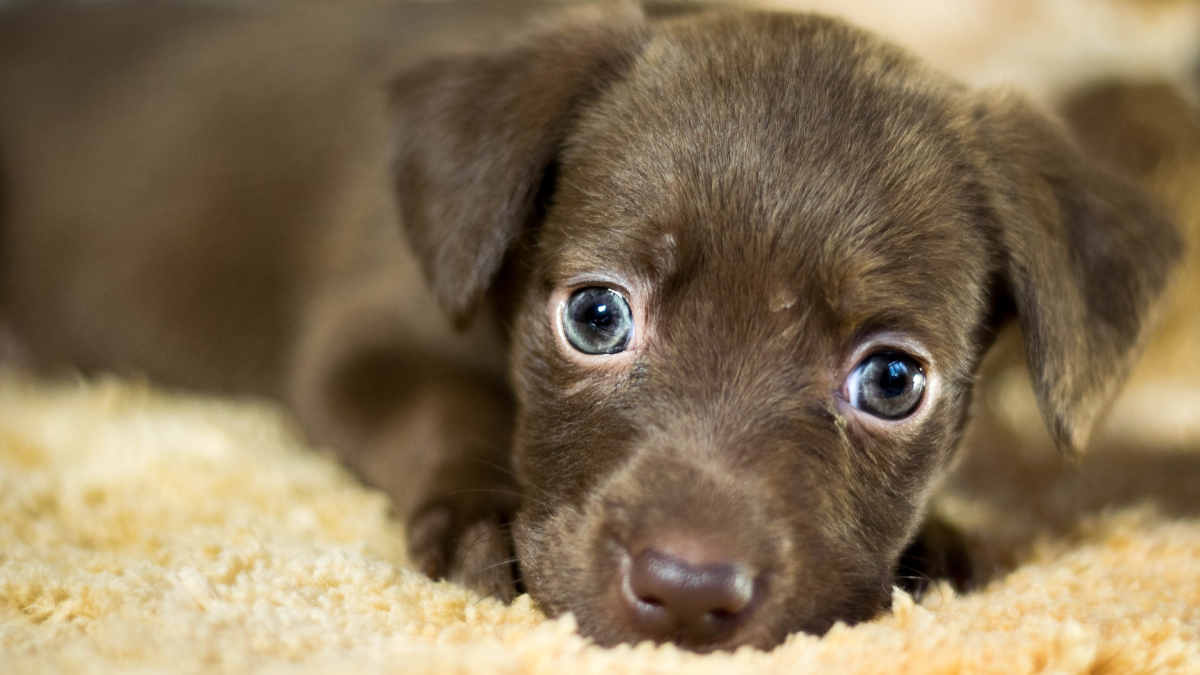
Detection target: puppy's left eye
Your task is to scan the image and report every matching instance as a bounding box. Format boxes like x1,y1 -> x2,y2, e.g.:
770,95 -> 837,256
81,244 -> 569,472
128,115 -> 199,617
846,352 -> 926,420
562,287 -> 633,355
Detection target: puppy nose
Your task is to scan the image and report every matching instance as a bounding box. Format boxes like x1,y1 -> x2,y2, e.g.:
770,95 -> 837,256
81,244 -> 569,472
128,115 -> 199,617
621,545 -> 757,646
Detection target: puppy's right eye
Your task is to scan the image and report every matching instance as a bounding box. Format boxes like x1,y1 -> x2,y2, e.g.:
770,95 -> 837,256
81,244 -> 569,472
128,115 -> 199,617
846,352 -> 926,420
562,287 -> 633,355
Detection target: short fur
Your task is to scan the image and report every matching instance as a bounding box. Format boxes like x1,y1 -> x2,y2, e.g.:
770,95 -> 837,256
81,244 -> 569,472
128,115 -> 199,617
0,0 -> 1182,651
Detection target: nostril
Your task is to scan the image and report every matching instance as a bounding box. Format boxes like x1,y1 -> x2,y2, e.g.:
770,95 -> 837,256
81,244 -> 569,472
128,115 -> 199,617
620,545 -> 758,646
636,593 -> 664,608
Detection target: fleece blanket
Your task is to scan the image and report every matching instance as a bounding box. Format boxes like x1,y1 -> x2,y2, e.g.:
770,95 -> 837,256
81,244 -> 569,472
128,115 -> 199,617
0,366 -> 1198,675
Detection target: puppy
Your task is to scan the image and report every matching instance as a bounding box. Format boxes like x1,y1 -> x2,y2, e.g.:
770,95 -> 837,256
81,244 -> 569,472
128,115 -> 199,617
0,0 -> 1182,651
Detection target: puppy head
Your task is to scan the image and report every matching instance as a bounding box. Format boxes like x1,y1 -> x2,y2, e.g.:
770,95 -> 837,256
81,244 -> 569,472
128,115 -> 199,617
392,5 -> 1181,650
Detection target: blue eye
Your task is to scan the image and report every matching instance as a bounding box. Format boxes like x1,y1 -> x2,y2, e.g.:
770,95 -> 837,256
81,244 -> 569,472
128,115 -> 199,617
846,352 -> 926,420
562,287 -> 633,355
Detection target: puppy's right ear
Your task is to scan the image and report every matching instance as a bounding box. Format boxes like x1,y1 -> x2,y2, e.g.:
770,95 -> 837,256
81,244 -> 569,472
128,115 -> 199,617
390,5 -> 648,326
974,92 -> 1184,455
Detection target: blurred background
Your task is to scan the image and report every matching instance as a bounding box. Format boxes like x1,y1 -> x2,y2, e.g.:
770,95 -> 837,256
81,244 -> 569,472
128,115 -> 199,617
2,0 -> 1195,102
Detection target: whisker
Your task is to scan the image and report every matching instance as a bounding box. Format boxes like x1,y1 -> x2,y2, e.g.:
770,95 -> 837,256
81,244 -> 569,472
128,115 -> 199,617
446,487 -> 553,512
466,457 -> 556,501
892,565 -> 947,604
472,556 -> 519,577
456,523 -> 513,557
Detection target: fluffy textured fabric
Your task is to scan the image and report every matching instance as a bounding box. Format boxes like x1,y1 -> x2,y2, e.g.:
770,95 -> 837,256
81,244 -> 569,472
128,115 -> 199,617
1,367 -> 1198,674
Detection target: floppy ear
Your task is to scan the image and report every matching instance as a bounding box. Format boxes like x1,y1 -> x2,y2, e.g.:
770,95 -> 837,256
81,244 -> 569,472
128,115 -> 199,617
975,92 -> 1184,454
390,5 -> 648,326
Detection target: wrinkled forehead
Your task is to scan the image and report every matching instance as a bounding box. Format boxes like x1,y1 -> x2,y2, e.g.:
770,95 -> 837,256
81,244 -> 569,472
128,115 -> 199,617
541,12 -> 993,348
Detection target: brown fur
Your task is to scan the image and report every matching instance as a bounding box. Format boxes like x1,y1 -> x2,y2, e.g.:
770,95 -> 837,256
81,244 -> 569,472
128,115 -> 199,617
1060,81 -> 1200,389
0,0 -> 1182,651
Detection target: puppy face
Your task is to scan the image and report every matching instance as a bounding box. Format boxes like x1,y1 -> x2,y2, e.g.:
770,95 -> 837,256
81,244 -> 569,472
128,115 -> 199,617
508,17 -> 992,648
393,6 -> 1180,650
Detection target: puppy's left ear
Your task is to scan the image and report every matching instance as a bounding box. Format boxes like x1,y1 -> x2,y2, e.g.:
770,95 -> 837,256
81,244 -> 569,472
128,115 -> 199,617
975,92 -> 1184,455
390,5 -> 648,327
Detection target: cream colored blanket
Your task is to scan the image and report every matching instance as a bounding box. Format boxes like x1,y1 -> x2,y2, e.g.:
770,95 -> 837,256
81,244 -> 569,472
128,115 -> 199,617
1,370 -> 1197,675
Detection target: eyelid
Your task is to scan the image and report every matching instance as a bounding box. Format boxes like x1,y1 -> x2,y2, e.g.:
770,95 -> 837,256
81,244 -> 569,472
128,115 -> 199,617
560,275 -> 635,302
843,334 -> 935,375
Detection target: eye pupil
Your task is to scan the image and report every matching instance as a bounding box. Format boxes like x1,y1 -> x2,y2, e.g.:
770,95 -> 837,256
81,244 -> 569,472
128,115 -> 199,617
563,287 -> 633,355
847,352 -> 926,420
880,360 -> 908,398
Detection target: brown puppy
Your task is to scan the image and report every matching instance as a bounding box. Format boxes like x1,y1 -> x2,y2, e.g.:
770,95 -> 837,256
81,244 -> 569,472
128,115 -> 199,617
0,0 -> 1182,651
